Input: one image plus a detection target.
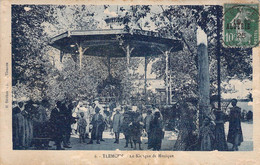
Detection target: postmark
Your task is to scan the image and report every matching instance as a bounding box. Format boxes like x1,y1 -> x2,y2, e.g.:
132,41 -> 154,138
223,4 -> 259,48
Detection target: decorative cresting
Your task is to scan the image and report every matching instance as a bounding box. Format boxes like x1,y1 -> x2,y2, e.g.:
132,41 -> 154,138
49,29 -> 182,60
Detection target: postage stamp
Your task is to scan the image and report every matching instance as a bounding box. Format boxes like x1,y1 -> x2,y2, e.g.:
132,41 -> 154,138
223,4 -> 259,47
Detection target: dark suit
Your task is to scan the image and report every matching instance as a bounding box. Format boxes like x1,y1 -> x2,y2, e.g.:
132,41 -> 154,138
90,113 -> 104,141
63,103 -> 76,146
50,107 -> 65,149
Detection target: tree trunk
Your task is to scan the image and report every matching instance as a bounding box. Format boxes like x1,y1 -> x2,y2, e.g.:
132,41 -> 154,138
174,28 -> 210,151
197,43 -> 210,127
173,105 -> 198,151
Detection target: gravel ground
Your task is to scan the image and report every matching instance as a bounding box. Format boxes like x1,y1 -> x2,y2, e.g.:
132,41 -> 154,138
45,122 -> 252,151
225,121 -> 253,151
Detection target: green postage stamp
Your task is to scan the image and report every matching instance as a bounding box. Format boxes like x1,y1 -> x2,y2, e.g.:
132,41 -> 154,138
224,4 -> 259,47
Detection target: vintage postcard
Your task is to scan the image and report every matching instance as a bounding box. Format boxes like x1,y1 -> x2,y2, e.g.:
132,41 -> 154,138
0,0 -> 259,164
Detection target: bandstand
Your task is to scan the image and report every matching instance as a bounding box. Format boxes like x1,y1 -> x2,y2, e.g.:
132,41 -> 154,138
49,28 -> 183,104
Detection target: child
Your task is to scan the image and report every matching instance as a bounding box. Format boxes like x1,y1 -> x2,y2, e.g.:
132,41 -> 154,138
121,112 -> 133,148
199,117 -> 215,151
77,112 -> 87,143
130,112 -> 143,150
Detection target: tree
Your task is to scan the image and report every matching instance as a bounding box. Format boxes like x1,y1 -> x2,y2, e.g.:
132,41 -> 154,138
41,5 -> 146,104
150,5 -> 252,150
12,5 -> 54,101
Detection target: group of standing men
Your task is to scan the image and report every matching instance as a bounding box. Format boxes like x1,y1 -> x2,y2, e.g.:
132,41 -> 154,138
72,101 -> 165,151
119,108 -> 164,150
109,106 -> 164,150
49,100 -> 77,150
12,97 -> 106,150
72,100 -> 106,144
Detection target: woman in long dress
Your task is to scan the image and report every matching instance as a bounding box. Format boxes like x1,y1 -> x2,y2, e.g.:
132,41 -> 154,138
227,99 -> 243,151
149,112 -> 164,151
13,107 -> 24,149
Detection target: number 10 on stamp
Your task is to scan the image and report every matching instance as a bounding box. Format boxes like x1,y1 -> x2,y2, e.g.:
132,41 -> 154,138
224,4 -> 259,48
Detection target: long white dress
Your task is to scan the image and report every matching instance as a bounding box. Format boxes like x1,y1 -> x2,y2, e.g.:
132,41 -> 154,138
71,106 -> 79,133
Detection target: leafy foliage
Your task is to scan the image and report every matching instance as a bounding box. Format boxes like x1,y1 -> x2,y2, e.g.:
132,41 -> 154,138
151,5 -> 252,101
12,5 -> 53,101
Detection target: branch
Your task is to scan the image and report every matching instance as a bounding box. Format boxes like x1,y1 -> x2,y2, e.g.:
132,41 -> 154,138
130,47 -> 135,54
83,47 -> 89,54
179,31 -> 194,55
160,6 -> 194,55
75,42 -> 89,54
121,46 -> 126,53
168,47 -> 174,53
157,46 -> 165,55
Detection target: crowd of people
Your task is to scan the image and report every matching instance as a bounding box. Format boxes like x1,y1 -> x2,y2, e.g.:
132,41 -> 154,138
12,98 -> 165,150
72,100 -> 164,150
12,98 -> 76,150
12,98 -> 250,151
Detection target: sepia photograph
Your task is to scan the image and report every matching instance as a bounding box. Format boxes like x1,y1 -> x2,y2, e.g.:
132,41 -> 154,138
11,4 -> 255,152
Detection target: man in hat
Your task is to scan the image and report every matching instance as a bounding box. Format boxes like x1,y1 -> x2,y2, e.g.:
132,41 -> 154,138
121,111 -> 133,148
131,112 -> 144,150
63,99 -> 77,148
58,99 -> 72,149
88,106 -> 104,144
93,99 -> 106,141
50,101 -> 65,150
112,108 -> 122,144
94,98 -> 104,115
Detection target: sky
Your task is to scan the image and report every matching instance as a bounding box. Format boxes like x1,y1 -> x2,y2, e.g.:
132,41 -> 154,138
222,79 -> 252,99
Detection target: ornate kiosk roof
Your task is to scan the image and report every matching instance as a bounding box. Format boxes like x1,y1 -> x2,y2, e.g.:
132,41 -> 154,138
49,29 -> 183,57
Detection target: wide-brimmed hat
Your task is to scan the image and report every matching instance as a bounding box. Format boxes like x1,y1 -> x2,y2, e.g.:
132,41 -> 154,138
231,98 -> 238,103
93,98 -> 99,102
